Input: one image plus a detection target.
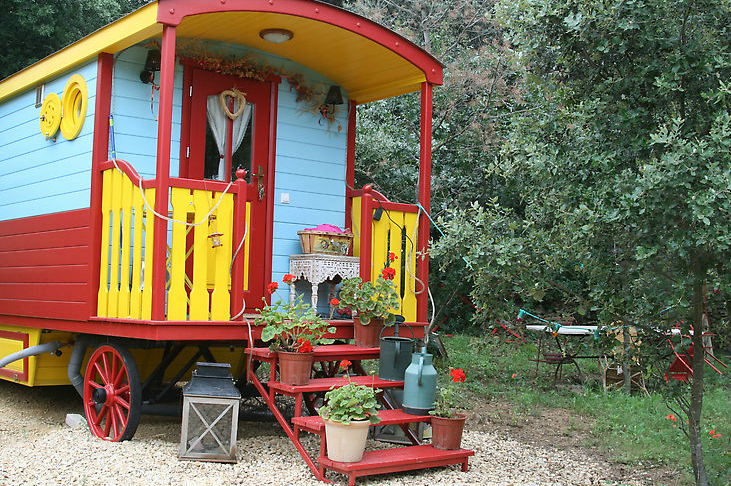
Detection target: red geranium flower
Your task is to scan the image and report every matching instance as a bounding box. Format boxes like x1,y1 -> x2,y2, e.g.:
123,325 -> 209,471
283,274 -> 296,285
267,282 -> 279,294
389,252 -> 398,262
450,368 -> 466,383
330,298 -> 340,306
340,359 -> 352,370
667,414 -> 677,422
297,339 -> 313,353
382,267 -> 396,280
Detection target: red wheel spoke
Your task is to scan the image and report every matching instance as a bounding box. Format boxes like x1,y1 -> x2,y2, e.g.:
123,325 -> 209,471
101,352 -> 111,384
111,354 -> 119,388
110,406 -> 119,439
115,396 -> 131,411
93,362 -> 108,384
116,384 -> 130,396
104,410 -> 113,437
113,403 -> 128,428
95,405 -> 108,426
113,364 -> 126,388
88,380 -> 103,389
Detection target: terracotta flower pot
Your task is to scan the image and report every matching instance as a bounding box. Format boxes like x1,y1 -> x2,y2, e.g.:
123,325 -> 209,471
430,414 -> 466,450
352,316 -> 384,347
324,418 -> 371,462
277,350 -> 313,385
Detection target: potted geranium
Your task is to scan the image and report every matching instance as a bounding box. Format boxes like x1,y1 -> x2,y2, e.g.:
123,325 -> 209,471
429,367 -> 467,450
318,360 -> 382,462
337,267 -> 400,347
257,274 -> 336,385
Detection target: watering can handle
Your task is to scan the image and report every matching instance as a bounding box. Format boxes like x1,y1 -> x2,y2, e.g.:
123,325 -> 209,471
417,355 -> 424,385
378,321 -> 415,340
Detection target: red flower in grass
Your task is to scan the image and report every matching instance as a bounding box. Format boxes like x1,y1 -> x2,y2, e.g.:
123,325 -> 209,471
297,339 -> 313,353
340,359 -> 352,370
330,298 -> 340,307
450,368 -> 466,383
709,429 -> 716,436
382,267 -> 396,280
267,282 -> 279,294
283,274 -> 296,285
667,414 -> 677,422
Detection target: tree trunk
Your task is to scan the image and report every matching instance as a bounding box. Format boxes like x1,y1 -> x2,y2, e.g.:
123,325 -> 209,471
688,278 -> 708,486
622,323 -> 632,394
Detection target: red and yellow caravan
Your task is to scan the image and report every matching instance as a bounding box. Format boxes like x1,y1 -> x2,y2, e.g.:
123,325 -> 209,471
0,1 -> 470,482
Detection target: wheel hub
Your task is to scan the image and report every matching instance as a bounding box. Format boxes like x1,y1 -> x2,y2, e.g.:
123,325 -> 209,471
92,386 -> 107,405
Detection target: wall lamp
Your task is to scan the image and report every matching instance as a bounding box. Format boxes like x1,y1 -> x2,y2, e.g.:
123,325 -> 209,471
259,28 -> 294,44
140,49 -> 161,84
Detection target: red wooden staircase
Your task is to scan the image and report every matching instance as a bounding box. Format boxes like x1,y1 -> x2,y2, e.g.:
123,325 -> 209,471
245,344 -> 474,485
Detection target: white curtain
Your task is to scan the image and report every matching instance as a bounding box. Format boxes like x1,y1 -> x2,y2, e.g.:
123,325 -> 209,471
206,94 -> 253,180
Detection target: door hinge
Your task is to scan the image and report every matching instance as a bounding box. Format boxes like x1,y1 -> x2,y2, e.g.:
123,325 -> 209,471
189,86 -> 193,97
186,146 -> 190,158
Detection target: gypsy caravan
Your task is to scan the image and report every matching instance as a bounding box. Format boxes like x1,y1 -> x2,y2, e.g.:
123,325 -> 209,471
0,1 -> 473,482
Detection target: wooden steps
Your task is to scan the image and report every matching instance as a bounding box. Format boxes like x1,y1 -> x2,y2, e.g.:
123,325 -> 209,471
269,375 -> 403,394
292,408 -> 431,434
246,344 -> 475,485
318,445 -> 474,486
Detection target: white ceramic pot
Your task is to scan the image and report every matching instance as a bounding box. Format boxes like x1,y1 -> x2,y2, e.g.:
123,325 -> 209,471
323,418 -> 370,462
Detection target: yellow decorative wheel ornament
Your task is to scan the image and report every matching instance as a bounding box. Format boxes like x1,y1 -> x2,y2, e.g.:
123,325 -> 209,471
39,93 -> 62,138
60,74 -> 88,140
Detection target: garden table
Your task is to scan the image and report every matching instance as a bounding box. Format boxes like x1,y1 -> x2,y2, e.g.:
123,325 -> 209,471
526,325 -> 605,382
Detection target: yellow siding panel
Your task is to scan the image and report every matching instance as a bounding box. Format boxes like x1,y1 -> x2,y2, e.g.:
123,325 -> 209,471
168,188 -> 190,320
211,193 -> 233,321
190,190 -> 211,320
141,188 -> 156,320
130,186 -> 145,319
97,170 -> 112,317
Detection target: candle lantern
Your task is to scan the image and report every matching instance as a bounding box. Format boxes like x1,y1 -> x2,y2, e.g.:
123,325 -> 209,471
179,362 -> 241,463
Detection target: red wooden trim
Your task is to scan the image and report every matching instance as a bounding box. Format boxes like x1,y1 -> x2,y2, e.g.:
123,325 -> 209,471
350,188 -> 390,203
0,227 -> 90,251
0,283 -> 88,301
377,200 -> 419,214
179,65 -> 194,178
151,25 -> 177,321
90,53 -> 113,321
0,265 -> 87,283
0,330 -> 29,382
417,82 -> 433,323
0,209 -> 89,237
345,100 -> 356,237
157,0 -> 443,85
263,78 -> 278,301
230,171 -> 248,318
359,185 -> 373,280
99,159 -> 149,186
0,247 -> 89,267
168,177 -> 238,193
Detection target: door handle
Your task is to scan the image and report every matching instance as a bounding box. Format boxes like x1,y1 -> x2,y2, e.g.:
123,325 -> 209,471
252,165 -> 265,200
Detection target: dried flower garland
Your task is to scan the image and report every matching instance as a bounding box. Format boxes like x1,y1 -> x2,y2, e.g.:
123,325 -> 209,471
144,40 -> 341,129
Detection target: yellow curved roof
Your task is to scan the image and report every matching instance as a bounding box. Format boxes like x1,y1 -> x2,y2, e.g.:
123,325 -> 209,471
0,1 -> 443,104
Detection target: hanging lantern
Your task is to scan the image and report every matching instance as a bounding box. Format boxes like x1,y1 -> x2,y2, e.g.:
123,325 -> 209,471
179,362 -> 241,463
208,232 -> 224,248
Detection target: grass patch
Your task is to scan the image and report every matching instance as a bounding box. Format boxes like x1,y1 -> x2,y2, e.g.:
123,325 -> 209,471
435,334 -> 731,485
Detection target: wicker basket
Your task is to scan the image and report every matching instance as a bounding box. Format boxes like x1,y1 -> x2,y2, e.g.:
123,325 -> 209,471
298,230 -> 353,255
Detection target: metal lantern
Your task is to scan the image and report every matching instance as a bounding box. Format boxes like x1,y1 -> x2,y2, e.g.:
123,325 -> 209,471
179,362 -> 241,463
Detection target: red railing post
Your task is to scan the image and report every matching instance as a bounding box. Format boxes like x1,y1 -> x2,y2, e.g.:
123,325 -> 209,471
231,169 -> 248,319
417,82 -> 433,323
359,185 -> 374,281
151,24 -> 177,321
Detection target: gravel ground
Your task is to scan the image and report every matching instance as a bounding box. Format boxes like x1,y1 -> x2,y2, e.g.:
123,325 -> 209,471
0,381 -> 657,486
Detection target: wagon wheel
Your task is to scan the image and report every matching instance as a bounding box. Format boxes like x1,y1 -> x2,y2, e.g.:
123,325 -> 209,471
83,343 -> 141,441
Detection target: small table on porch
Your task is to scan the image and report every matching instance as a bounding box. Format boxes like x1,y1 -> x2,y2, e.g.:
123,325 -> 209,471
289,254 -> 360,310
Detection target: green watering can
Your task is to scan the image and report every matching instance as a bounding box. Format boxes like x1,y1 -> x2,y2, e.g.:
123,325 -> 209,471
378,318 -> 414,381
402,347 -> 437,415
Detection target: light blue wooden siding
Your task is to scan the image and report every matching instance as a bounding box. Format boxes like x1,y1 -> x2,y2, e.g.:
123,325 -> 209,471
0,61 -> 97,221
111,45 -> 183,179
271,77 -> 348,312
